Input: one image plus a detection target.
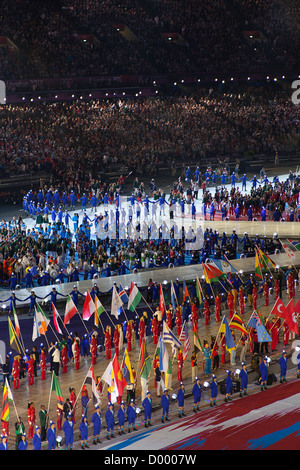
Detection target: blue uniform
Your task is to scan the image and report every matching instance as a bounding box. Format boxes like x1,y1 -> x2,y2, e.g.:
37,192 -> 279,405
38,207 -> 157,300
142,395 -> 152,424
91,409 -> 101,442
32,431 -> 41,450
47,425 -> 56,450
127,404 -> 136,427
161,392 -> 170,421
192,381 -> 201,406
105,407 -> 115,437
117,406 -> 125,428
259,360 -> 269,389
278,353 -> 287,381
210,378 -> 218,403
79,419 -> 89,441
239,367 -> 248,392
63,418 -> 74,449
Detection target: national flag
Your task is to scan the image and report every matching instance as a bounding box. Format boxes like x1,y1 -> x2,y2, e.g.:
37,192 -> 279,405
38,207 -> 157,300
118,284 -> 128,305
202,262 -> 226,284
257,247 -> 276,269
159,336 -> 169,373
195,276 -> 203,305
0,380 -> 13,422
52,302 -> 63,334
112,354 -> 127,399
179,322 -> 191,360
111,284 -> 123,318
84,365 -> 101,406
82,290 -> 96,321
94,295 -> 105,327
285,299 -> 299,335
269,297 -> 287,319
140,339 -> 152,380
51,373 -> 64,410
162,321 -> 182,355
219,316 -> 236,353
281,240 -> 295,259
229,313 -> 248,336
287,239 -> 300,251
127,281 -> 141,312
64,295 -> 77,325
182,281 -> 189,301
122,349 -> 134,385
247,311 -> 272,342
193,330 -> 203,354
12,304 -> 20,338
32,306 -> 49,342
159,284 -> 165,315
8,316 -> 21,354
223,255 -> 239,273
170,280 -> 178,310
254,249 -> 263,279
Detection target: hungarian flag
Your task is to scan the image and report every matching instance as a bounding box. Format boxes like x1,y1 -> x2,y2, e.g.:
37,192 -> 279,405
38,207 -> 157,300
128,281 -> 141,312
64,295 -> 77,325
285,299 -> 299,335
51,373 -> 64,410
83,290 -> 96,321
52,302 -> 63,334
94,295 -> 105,327
140,339 -> 152,380
193,330 -> 203,354
229,313 -> 248,336
0,380 -> 13,422
84,365 -> 101,406
8,316 -> 21,354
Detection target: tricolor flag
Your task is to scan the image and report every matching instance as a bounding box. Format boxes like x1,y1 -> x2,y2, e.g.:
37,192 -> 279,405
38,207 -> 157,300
128,281 -> 141,312
51,372 -> 64,410
52,302 -> 63,335
122,349 -> 134,385
84,365 -> 101,406
83,290 -> 96,321
64,295 -> 77,325
94,295 -> 105,327
32,305 -> 49,342
8,316 -> 21,354
112,354 -> 126,399
0,380 -> 13,422
111,284 -> 123,318
254,248 -> 263,279
256,247 -> 276,269
229,313 -> 248,336
12,304 -> 20,338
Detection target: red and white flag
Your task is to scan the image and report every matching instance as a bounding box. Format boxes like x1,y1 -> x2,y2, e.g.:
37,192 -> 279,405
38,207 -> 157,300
82,290 -> 96,321
269,297 -> 287,319
64,295 -> 77,325
285,299 -> 299,334
52,302 -> 63,334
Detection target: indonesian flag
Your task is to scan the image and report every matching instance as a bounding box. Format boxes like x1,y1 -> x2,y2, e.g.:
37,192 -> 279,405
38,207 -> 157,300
64,295 -> 77,325
52,302 -> 63,334
82,290 -> 96,321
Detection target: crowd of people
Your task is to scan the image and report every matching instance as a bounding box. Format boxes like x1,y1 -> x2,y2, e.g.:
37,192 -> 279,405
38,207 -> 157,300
1,0 -> 298,85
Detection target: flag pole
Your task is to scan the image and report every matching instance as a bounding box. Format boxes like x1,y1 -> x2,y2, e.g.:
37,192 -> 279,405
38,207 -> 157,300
47,371 -> 55,417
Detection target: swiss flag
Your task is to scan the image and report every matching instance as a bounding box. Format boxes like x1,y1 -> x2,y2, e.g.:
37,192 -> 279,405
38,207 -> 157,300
269,297 -> 287,319
285,299 -> 299,335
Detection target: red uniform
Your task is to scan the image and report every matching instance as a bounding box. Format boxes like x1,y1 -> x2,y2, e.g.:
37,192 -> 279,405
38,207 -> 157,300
287,273 -> 295,299
61,344 -> 68,373
57,405 -> 63,430
27,404 -> 35,439
263,281 -> 269,306
166,309 -> 173,330
105,328 -> 111,359
238,288 -> 245,315
274,279 -> 280,300
177,350 -> 183,382
271,320 -> 279,351
27,357 -> 35,386
214,295 -> 221,323
282,320 -> 290,347
227,292 -> 234,319
90,335 -> 97,364
220,334 -> 226,364
74,341 -> 80,370
252,285 -> 258,310
175,307 -> 182,336
204,299 -> 210,325
12,357 -> 20,389
151,315 -> 159,345
69,390 -> 77,422
126,322 -> 132,352
40,350 -> 46,380
138,318 -> 146,347
191,303 -> 198,330
113,327 -> 120,356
